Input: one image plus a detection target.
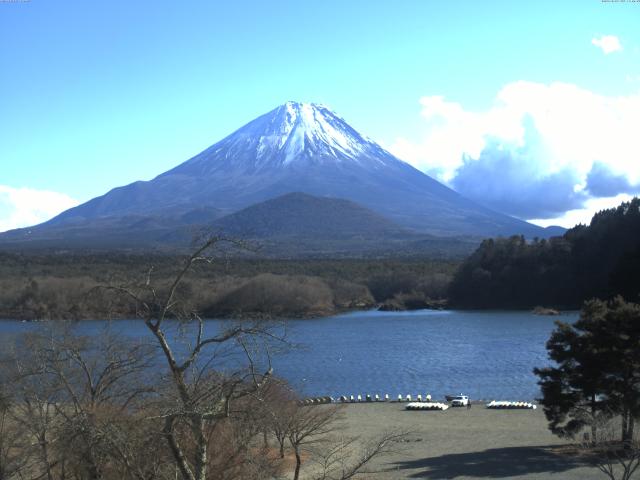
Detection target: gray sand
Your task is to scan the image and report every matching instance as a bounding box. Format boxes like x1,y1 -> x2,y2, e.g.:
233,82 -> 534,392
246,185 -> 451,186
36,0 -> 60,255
334,403 -> 604,480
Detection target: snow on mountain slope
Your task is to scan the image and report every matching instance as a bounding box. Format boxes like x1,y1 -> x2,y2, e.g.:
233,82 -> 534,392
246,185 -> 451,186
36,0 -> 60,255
167,101 -> 398,176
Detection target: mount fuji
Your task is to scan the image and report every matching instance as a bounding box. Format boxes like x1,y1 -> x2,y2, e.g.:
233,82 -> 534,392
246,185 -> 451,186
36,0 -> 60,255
1,101 -> 554,251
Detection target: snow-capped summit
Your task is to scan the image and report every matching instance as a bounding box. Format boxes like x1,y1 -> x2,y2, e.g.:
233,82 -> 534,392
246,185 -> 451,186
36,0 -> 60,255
168,101 -> 402,175
256,101 -> 376,164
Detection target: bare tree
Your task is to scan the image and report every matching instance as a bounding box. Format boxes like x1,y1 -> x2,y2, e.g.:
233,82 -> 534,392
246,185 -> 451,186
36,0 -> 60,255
2,320 -> 281,480
285,401 -> 408,480
99,235 -> 283,480
581,416 -> 640,480
288,404 -> 345,480
309,430 -> 408,480
0,391 -> 29,480
260,380 -> 299,458
9,376 -> 62,480
2,334 -> 64,480
5,326 -> 160,480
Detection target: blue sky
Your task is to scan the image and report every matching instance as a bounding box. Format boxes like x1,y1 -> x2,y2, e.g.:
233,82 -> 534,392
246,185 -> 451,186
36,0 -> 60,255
1,0 -> 639,231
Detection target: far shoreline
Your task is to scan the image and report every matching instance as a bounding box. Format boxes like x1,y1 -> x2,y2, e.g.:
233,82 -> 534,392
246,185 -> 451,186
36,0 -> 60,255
0,305 -> 580,322
0,305 -> 580,323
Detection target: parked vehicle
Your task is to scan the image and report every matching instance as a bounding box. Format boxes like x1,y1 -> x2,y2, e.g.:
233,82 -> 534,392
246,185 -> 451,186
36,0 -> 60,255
450,395 -> 469,407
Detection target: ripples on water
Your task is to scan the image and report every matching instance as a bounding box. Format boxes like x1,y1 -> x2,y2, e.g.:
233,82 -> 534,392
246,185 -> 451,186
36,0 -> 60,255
0,310 -> 578,401
274,310 -> 578,401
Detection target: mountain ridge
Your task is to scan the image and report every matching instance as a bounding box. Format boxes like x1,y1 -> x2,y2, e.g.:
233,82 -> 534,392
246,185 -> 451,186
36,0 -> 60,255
212,191 -> 406,238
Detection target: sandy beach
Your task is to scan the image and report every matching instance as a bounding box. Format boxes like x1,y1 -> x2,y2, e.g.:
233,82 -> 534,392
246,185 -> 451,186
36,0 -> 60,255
333,402 -> 603,480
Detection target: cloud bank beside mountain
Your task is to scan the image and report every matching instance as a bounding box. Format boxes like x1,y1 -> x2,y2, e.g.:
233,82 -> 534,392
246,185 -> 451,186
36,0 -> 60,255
389,81 -> 640,227
0,186 -> 78,233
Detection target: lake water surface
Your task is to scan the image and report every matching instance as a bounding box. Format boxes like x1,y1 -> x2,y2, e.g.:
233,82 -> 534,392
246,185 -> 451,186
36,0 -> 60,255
0,309 -> 577,401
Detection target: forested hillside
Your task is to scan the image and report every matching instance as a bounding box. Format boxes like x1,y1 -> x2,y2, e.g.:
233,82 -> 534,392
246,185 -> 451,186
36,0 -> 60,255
449,198 -> 640,309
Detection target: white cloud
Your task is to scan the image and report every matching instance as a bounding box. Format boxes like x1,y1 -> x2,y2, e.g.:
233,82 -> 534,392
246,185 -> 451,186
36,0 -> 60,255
592,35 -> 622,54
529,194 -> 634,229
389,81 -> 640,225
0,185 -> 78,233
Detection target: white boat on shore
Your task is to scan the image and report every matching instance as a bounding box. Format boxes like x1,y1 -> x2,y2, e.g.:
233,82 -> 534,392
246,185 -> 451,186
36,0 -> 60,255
486,400 -> 536,409
405,402 -> 449,411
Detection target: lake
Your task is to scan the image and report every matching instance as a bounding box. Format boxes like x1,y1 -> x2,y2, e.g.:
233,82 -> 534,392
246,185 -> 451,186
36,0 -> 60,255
0,309 -> 576,401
